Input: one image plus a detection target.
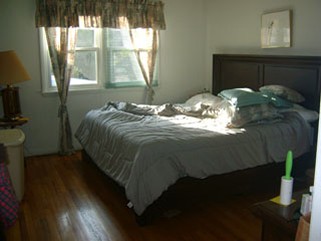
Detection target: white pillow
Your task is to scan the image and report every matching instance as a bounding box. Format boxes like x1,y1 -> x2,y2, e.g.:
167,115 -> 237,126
279,104 -> 319,123
185,93 -> 222,108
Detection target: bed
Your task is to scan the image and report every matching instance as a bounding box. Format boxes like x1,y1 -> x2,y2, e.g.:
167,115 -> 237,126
75,54 -> 321,224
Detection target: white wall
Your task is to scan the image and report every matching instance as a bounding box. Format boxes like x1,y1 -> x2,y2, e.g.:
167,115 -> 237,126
0,0 -> 206,156
204,0 -> 321,87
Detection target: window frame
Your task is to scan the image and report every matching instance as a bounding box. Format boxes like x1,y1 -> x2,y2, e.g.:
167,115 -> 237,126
39,28 -> 102,93
103,28 -> 158,89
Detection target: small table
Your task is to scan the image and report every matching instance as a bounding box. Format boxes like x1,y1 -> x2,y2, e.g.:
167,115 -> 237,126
251,190 -> 306,241
0,117 -> 28,129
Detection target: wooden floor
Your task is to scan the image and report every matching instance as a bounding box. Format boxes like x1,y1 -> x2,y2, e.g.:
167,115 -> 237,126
5,152 -> 287,241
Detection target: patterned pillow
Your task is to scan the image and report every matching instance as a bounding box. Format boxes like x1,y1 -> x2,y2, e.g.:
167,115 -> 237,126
259,85 -> 305,103
215,100 -> 282,128
229,104 -> 282,128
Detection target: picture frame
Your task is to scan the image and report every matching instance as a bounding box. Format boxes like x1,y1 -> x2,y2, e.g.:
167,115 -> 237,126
261,10 -> 291,48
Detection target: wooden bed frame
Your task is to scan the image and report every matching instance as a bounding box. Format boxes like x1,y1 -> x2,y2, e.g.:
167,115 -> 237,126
83,54 -> 321,225
212,54 -> 321,112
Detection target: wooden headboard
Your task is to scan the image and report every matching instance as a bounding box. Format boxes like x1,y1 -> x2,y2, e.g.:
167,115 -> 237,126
212,54 -> 321,112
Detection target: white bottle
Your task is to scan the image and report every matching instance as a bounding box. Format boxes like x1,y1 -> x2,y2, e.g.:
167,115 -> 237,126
300,186 -> 314,216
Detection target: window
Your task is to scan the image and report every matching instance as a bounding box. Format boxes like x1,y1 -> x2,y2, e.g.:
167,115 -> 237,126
71,29 -> 99,86
39,28 -> 158,93
105,28 -> 158,88
39,28 -> 100,92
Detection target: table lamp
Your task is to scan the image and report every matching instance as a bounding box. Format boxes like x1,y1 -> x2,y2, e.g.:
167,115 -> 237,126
0,50 -> 30,120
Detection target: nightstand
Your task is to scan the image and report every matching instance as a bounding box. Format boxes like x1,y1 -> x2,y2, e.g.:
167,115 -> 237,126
251,189 -> 306,241
0,117 -> 28,129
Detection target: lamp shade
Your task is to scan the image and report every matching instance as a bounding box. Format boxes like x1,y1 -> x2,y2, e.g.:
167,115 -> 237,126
0,50 -> 30,85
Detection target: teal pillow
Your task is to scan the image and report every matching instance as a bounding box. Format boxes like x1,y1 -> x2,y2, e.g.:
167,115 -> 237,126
218,88 -> 269,107
219,88 -> 293,108
259,85 -> 305,103
260,92 -> 293,108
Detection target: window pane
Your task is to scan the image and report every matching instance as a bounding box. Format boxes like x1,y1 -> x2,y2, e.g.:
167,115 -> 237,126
76,29 -> 95,47
106,50 -> 144,84
106,28 -> 132,48
71,51 -> 97,85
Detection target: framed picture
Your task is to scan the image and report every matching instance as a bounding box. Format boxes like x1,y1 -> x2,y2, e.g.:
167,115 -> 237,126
261,10 -> 291,48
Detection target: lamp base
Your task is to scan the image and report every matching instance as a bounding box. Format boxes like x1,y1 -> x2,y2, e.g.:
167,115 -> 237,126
1,86 -> 22,120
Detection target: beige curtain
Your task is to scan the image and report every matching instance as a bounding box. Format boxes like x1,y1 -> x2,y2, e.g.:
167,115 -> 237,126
130,29 -> 159,104
45,27 -> 77,155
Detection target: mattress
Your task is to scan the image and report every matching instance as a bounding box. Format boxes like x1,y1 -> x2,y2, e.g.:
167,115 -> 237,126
75,101 -> 311,215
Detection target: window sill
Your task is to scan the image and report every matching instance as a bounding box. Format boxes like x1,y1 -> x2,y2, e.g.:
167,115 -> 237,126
41,84 -> 159,97
41,86 -> 106,96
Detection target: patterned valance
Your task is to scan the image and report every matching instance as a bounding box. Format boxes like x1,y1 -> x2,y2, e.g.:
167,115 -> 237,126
35,0 -> 166,30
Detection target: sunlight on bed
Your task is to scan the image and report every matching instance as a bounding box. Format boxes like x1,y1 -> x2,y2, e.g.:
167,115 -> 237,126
165,115 -> 246,135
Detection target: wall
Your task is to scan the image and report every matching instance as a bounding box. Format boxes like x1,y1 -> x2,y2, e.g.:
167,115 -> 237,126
0,0 -> 206,156
204,0 -> 321,88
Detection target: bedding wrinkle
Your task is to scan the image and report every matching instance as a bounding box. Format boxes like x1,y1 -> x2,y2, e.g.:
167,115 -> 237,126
75,102 -> 311,215
260,112 -> 311,163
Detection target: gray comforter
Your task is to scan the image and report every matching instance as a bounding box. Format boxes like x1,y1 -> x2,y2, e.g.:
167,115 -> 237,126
75,101 -> 311,215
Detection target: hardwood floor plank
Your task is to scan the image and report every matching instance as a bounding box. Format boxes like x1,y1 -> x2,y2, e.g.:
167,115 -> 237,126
4,151 -> 284,241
